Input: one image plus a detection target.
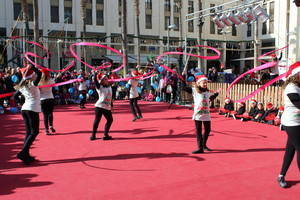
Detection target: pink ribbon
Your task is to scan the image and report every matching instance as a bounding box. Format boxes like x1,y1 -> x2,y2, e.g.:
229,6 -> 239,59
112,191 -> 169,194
108,69 -> 155,82
258,46 -> 288,64
69,42 -> 124,71
235,73 -> 286,103
156,45 -> 221,81
24,41 -> 76,73
226,61 -> 277,98
227,46 -> 289,102
0,79 -> 82,99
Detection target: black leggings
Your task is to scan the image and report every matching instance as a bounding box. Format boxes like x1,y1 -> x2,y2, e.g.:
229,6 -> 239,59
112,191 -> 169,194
92,107 -> 113,137
280,125 -> 300,176
21,110 -> 40,155
79,91 -> 87,107
194,120 -> 211,149
130,98 -> 142,118
41,99 -> 54,130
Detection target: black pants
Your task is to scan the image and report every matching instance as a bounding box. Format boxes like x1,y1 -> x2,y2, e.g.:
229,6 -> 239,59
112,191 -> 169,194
194,120 -> 211,149
21,110 -> 40,156
112,86 -> 117,100
130,98 -> 142,118
92,107 -> 113,137
41,99 -> 54,130
79,90 -> 87,107
280,125 -> 300,176
166,93 -> 171,103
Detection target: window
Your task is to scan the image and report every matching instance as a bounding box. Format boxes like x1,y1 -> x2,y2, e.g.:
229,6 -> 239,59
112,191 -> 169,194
232,25 -> 237,36
262,22 -> 267,35
188,21 -> 194,32
118,0 -> 122,27
145,0 -> 152,10
96,0 -> 104,26
85,9 -> 92,25
13,0 -> 21,20
217,28 -> 222,35
51,0 -> 59,23
209,4 -> 215,34
165,0 -> 171,12
174,17 -> 179,31
188,1 -> 194,14
165,16 -> 170,30
146,14 -> 152,29
174,0 -> 181,13
64,0 -> 73,23
247,24 -> 252,37
96,10 -> 104,26
27,2 -> 33,21
269,2 -> 274,34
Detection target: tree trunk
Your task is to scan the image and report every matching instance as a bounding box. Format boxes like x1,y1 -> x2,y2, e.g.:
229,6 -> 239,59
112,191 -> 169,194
80,0 -> 88,71
21,0 -> 29,53
121,0 -> 128,75
33,0 -> 39,64
135,0 -> 141,67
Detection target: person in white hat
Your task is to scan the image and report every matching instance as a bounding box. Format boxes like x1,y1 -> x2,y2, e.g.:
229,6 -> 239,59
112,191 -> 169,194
90,72 -> 114,141
219,97 -> 234,117
277,62 -> 300,188
182,75 -> 220,153
127,70 -> 143,121
13,64 -> 42,164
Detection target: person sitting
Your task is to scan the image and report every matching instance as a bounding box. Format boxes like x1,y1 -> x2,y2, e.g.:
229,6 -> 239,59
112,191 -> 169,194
274,106 -> 284,127
261,102 -> 278,124
231,102 -> 246,120
253,102 -> 265,122
219,97 -> 234,117
241,99 -> 258,121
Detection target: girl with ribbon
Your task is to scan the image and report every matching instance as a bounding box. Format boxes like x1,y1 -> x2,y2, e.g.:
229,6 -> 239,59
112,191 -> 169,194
277,62 -> 300,188
127,69 -> 143,122
39,69 -> 56,135
13,63 -> 42,164
182,75 -> 219,153
78,70 -> 88,109
90,72 -> 114,141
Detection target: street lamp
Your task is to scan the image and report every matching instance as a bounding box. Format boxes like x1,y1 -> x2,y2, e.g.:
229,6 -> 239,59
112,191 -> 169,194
167,24 -> 177,66
57,39 -> 63,70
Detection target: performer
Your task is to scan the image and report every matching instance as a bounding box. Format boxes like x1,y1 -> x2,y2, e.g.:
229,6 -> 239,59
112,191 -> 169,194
277,62 -> 300,188
39,69 -> 56,135
183,75 -> 219,153
127,70 -> 143,121
13,64 -> 42,164
90,72 -> 113,141
78,70 -> 87,109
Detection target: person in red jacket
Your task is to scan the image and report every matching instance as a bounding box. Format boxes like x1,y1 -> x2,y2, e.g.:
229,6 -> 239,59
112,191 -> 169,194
241,99 -> 258,121
219,97 -> 234,117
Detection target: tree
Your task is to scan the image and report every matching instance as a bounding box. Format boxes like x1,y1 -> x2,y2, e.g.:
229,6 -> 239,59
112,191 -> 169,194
121,0 -> 128,75
33,0 -> 39,63
80,0 -> 89,71
135,0 -> 141,67
21,0 -> 29,53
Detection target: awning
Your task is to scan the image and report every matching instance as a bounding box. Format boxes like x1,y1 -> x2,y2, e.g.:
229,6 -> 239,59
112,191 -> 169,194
231,57 -> 254,61
105,55 -> 178,64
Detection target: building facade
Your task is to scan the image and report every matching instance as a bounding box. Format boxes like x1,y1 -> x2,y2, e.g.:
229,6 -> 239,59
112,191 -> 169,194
0,0 -> 299,73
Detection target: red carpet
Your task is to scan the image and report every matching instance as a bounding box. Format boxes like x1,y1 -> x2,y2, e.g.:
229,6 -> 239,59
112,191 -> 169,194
0,101 -> 299,200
